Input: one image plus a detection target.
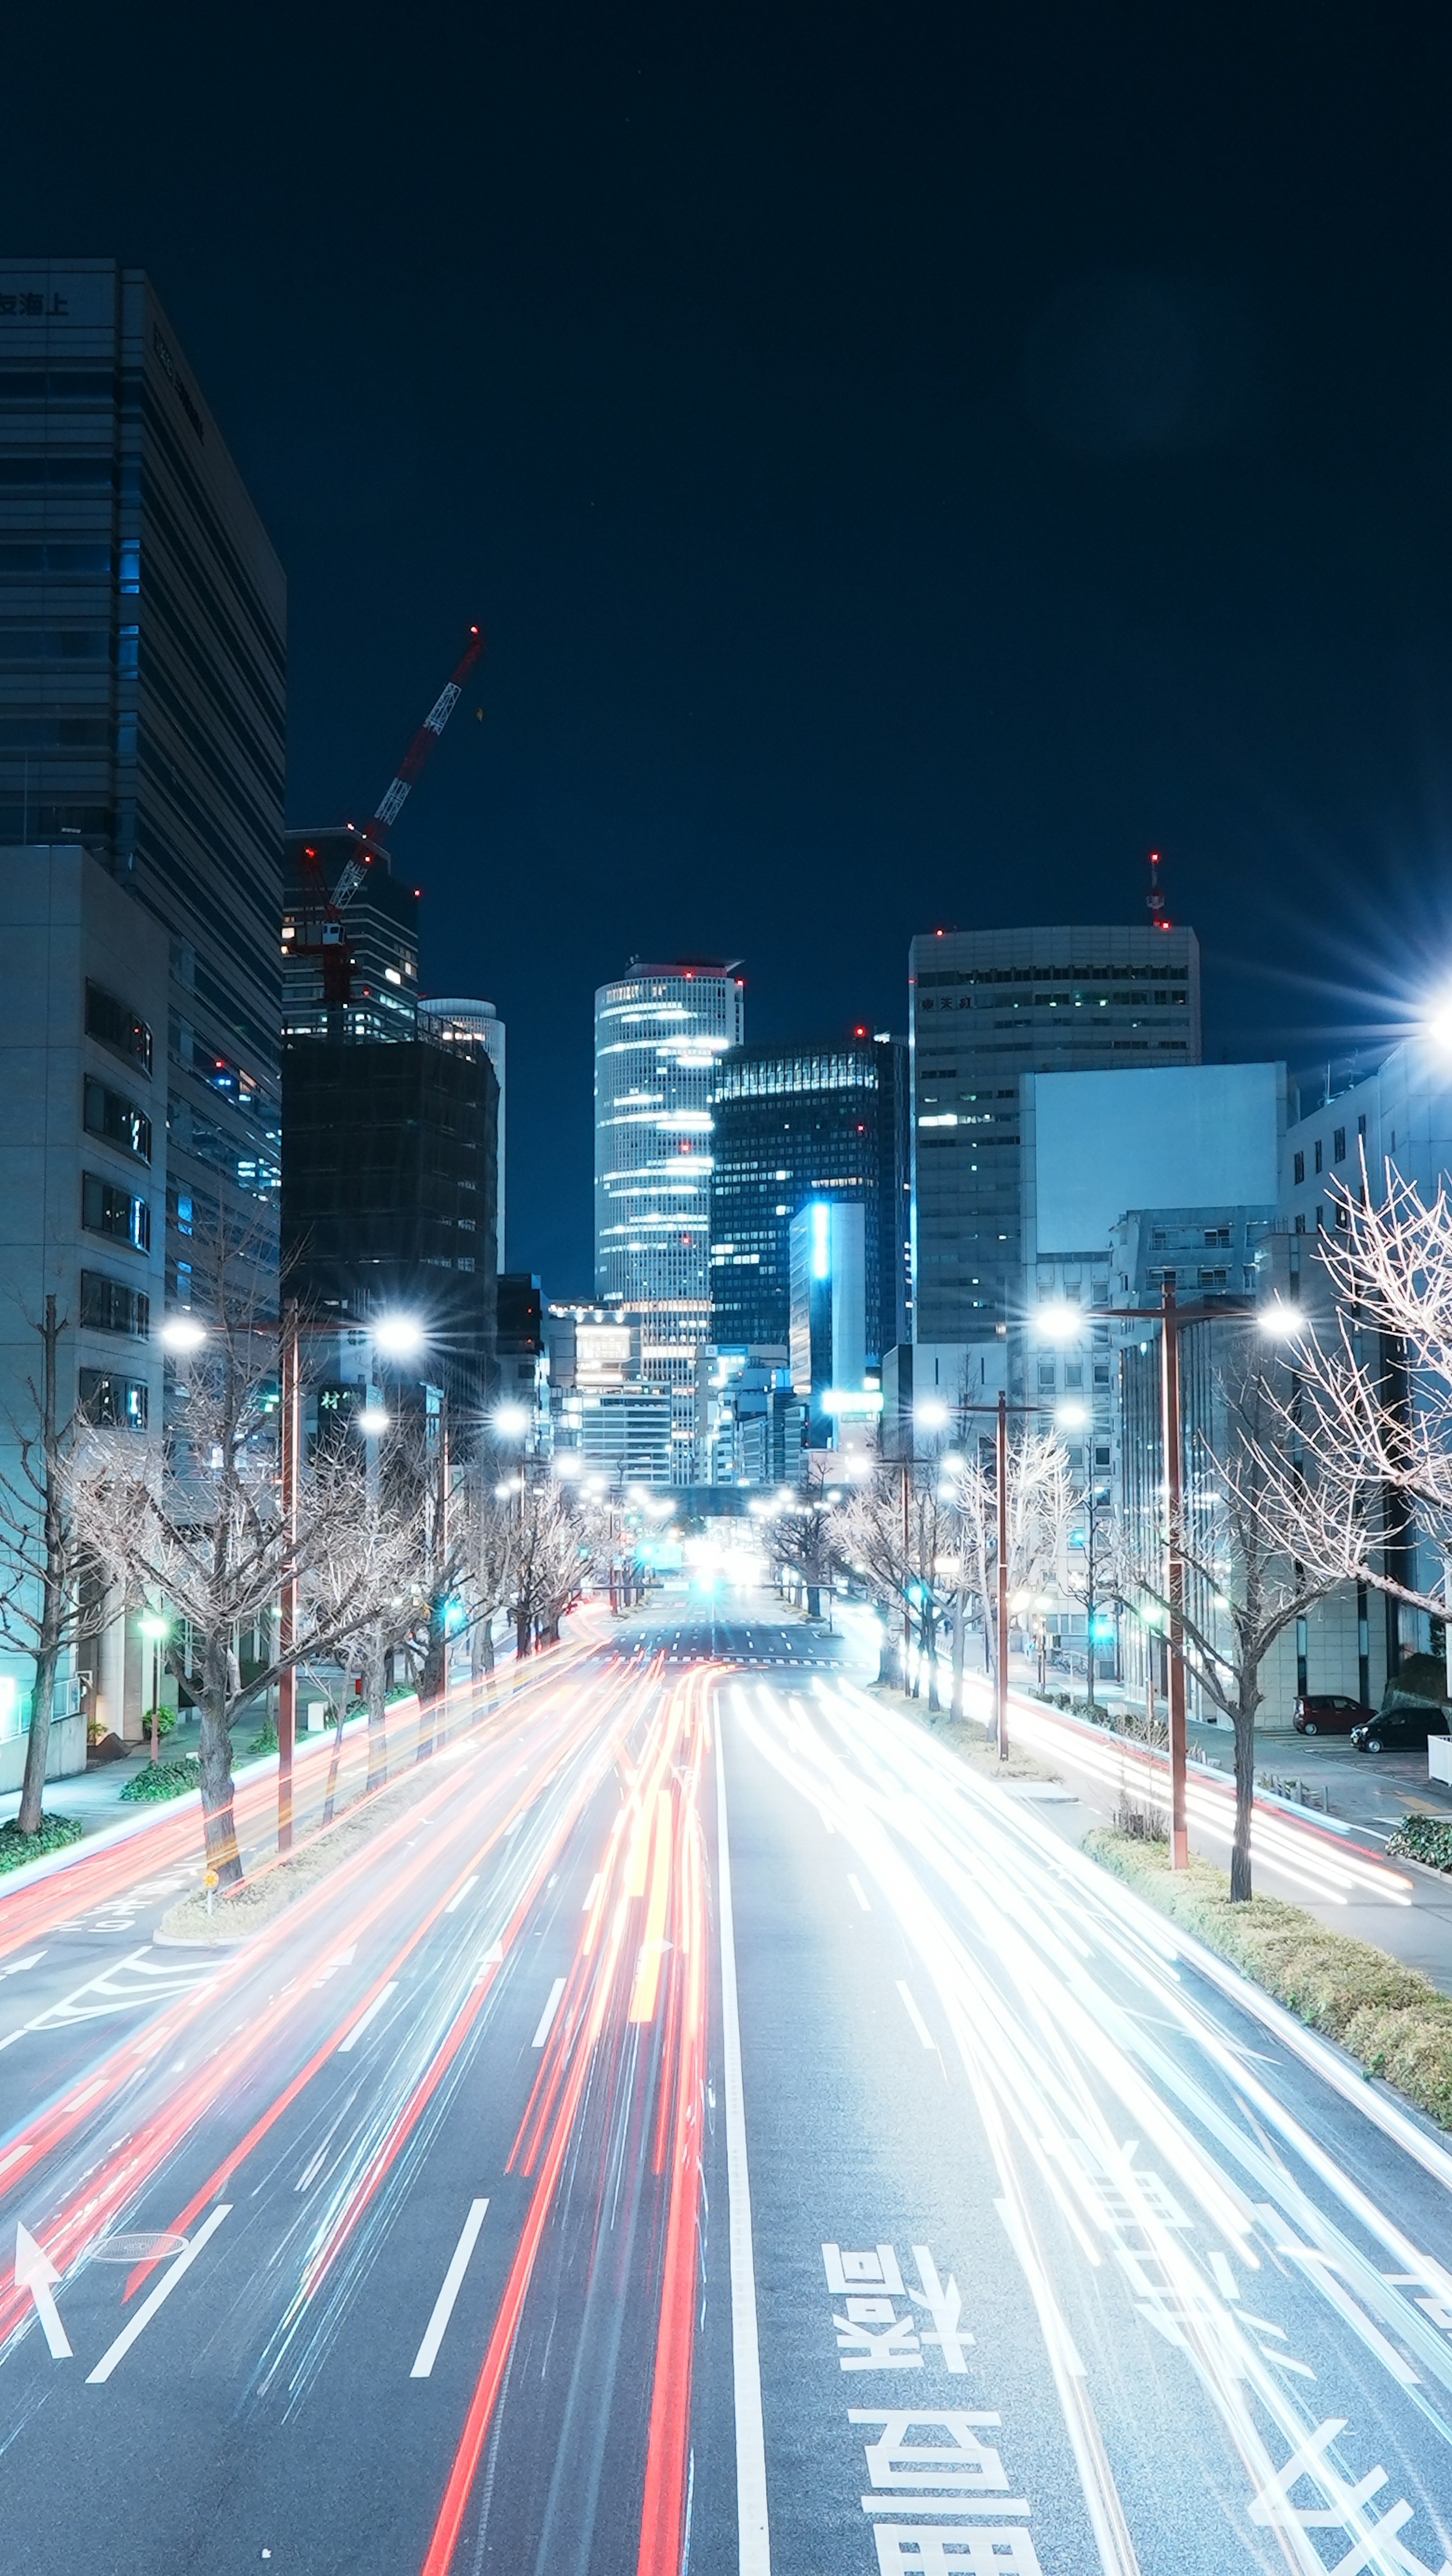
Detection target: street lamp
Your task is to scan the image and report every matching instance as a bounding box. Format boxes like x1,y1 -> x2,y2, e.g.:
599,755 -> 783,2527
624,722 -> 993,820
158,1314 -> 206,1352
138,1610 -> 169,1762
372,1313 -> 425,1359
492,1401 -> 532,1442
357,1404 -> 391,1435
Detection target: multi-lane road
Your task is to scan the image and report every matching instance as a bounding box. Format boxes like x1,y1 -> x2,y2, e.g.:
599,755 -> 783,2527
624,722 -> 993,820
3,1592 -> 1452,2576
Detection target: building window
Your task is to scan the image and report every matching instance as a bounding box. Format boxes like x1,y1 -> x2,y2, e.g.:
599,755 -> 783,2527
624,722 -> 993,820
1204,1225 -> 1230,1248
1295,1211 -> 1305,1233
84,1076 -> 151,1164
78,1368 -> 147,1429
1333,1126 -> 1346,1163
81,1172 -> 150,1252
1293,1150 -> 1304,1184
1314,1138 -> 1323,1173
79,1271 -> 149,1337
1037,1363 -> 1056,1392
85,980 -> 152,1076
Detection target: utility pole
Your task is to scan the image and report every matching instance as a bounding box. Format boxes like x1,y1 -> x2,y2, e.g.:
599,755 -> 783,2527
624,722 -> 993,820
277,1300 -> 300,1854
996,1389 -> 1009,1760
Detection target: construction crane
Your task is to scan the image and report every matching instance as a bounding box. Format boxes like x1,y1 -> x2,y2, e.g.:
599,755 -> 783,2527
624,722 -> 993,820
288,622 -> 486,1021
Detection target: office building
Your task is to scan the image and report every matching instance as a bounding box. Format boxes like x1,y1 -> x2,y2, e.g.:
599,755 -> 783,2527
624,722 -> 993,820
0,260 -> 287,1330
693,1344 -> 794,1486
910,924 -> 1201,1342
281,1029 -> 499,1410
709,1032 -> 909,1367
594,962 -> 744,1385
789,1199 -> 866,1448
419,1000 -> 505,1266
578,1386 -> 675,1489
0,262 -> 285,1762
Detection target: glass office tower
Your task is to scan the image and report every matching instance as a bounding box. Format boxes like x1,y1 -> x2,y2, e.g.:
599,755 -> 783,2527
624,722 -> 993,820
910,925 -> 1201,1341
709,1032 -> 909,1367
594,963 -> 744,1386
0,259 -> 286,1317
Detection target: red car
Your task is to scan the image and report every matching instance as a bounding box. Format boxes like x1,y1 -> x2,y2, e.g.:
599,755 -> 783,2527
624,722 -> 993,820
1293,1693 -> 1374,1736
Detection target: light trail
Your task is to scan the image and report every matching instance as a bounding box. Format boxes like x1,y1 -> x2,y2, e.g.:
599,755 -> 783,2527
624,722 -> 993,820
729,1680 -> 1452,2576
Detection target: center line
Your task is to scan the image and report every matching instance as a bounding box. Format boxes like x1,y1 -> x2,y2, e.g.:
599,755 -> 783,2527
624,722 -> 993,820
531,1976 -> 566,2049
410,2198 -> 490,2378
847,1874 -> 871,1913
897,1979 -> 935,2050
444,1876 -> 480,1916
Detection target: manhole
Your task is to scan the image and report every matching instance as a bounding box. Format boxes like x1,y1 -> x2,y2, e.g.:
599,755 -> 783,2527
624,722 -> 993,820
90,2232 -> 189,2263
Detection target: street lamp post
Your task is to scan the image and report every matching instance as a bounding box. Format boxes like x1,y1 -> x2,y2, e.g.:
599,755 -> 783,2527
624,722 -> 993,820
277,1299 -> 301,1853
138,1611 -> 168,1763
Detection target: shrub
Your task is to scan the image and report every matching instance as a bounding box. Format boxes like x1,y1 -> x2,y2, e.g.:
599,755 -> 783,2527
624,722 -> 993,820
249,1716 -> 278,1755
0,1813 -> 85,1873
1087,1827 -> 1452,2130
1387,1815 -> 1452,1874
119,1757 -> 201,1803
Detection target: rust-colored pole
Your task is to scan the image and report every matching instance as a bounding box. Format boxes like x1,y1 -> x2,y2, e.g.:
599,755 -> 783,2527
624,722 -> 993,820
277,1299 -> 300,1855
1160,1277 -> 1188,1868
996,1391 -> 1009,1761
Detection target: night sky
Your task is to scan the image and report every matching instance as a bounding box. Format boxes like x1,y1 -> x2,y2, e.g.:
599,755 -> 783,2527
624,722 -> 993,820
7,8 -> 1452,1290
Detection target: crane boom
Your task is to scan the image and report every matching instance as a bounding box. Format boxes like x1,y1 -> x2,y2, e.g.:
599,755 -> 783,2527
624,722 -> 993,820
372,622 -> 485,830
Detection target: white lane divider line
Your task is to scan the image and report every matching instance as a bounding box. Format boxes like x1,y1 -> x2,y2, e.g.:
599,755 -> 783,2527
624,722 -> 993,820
582,1872 -> 603,1911
896,1979 -> 935,2051
847,1874 -> 871,1913
715,1713 -> 772,2576
531,1976 -> 567,2049
444,1876 -> 479,1916
410,2198 -> 490,2378
1209,2250 -> 1240,2302
337,1981 -> 399,2054
86,2205 -> 231,2384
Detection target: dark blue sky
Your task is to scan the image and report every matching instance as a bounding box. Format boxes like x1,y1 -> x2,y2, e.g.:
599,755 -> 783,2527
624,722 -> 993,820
9,6 -> 1452,1288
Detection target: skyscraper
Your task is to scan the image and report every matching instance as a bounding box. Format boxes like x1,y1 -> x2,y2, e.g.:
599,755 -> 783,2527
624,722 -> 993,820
708,1032 -> 909,1366
910,925 -> 1201,1341
594,962 -> 744,1386
0,261 -> 286,1321
418,999 -> 505,1268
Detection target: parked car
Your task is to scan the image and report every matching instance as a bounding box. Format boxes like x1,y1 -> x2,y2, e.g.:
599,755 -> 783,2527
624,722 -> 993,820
1293,1693 -> 1374,1736
1351,1704 -> 1451,1753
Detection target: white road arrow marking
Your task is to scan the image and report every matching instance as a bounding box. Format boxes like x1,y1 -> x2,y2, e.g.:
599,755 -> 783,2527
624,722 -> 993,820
336,1983 -> 398,2054
86,2204 -> 231,2383
0,1951 -> 45,1979
410,2198 -> 489,2377
14,2222 -> 71,2359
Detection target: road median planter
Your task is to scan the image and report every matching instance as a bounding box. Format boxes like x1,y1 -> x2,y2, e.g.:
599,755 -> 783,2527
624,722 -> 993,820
1387,1814 -> 1452,1874
1087,1825 -> 1452,2130
0,1813 -> 85,1874
154,1753 -> 453,1947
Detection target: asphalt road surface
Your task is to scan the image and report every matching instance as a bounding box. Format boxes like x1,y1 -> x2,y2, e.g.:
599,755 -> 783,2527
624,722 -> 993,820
2,1591 -> 1452,2576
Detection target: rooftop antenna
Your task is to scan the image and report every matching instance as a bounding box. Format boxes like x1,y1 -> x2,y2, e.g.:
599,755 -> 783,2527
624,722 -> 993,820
1146,847 -> 1170,929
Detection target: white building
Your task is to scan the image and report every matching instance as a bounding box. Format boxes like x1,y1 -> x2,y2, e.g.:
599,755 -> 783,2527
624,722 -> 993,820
594,963 -> 743,1387
417,998 -> 505,1268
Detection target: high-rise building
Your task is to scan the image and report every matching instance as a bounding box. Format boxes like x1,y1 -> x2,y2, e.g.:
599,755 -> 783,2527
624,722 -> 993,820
910,924 -> 1201,1342
418,999 -> 505,1267
708,1032 -> 909,1365
282,826 -> 419,1045
0,260 -> 287,1324
789,1199 -> 866,1448
594,961 -> 744,1384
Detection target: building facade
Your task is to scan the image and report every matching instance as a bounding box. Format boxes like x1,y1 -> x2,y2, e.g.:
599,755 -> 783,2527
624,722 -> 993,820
282,825 -> 419,1046
419,1000 -> 505,1268
910,925 -> 1201,1342
709,1032 -> 909,1368
594,962 -> 744,1384
0,260 -> 287,1329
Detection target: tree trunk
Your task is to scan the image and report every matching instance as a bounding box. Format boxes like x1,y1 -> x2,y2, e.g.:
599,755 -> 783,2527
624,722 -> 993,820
950,1586 -> 968,1719
416,1596 -> 448,1762
16,1639 -> 58,1836
1230,1692 -> 1256,1903
16,1296 -> 65,1837
197,1638 -> 242,1887
365,1621 -> 389,1792
515,1607 -> 532,1660
925,1610 -> 940,1713
807,1583 -> 821,1618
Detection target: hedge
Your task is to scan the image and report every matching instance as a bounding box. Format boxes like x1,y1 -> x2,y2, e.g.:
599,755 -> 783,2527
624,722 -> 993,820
1086,1826 -> 1452,2131
119,1757 -> 201,1803
0,1813 -> 85,1873
1387,1815 -> 1452,1875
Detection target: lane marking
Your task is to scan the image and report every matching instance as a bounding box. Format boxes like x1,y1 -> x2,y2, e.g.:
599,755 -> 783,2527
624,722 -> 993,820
582,1872 -> 603,1911
531,1976 -> 566,2049
847,1874 -> 871,1913
410,2198 -> 490,2378
896,1979 -> 935,2050
444,1877 -> 479,1916
1209,2251 -> 1240,2302
14,2223 -> 71,2359
337,1981 -> 399,2054
473,1939 -> 504,1984
86,2204 -> 231,2383
715,1712 -> 772,2576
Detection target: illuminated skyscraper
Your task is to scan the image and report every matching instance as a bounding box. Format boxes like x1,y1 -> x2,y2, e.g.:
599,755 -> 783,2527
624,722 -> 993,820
594,962 -> 744,1386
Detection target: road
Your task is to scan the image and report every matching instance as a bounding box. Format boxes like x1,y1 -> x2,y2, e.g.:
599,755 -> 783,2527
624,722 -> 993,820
2,1590 -> 1451,2575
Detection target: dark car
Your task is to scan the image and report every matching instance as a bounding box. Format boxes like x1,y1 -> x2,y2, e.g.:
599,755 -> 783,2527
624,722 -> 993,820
1293,1693 -> 1373,1736
1350,1703 -> 1451,1753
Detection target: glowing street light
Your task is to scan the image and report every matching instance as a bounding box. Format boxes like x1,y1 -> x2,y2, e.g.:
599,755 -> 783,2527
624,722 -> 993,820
372,1313 -> 424,1359
357,1404 -> 390,1435
159,1314 -> 206,1351
1258,1299 -> 1305,1341
492,1401 -> 532,1442
1055,1398 -> 1090,1430
1034,1299 -> 1086,1345
914,1396 -> 949,1432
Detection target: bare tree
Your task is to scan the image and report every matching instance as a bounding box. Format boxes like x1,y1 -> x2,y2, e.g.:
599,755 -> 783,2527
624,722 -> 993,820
456,1467 -> 515,1693
75,1276 -> 405,1890
0,1296 -> 109,1836
837,1475 -> 910,1686
945,1427 -> 1074,1724
1131,1341 -> 1361,1900
769,1475 -> 844,1623
302,1440 -> 421,1818
510,1474 -> 597,1654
